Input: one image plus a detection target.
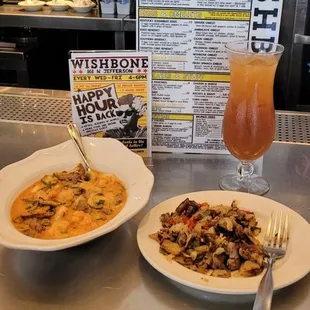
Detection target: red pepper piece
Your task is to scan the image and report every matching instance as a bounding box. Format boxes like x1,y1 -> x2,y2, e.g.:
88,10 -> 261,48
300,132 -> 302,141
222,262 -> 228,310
182,216 -> 189,224
188,217 -> 196,229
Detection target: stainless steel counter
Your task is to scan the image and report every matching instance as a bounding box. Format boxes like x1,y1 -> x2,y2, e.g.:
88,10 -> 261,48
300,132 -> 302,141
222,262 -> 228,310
0,89 -> 310,310
0,4 -> 135,31
0,4 -> 135,49
1,87 -> 310,144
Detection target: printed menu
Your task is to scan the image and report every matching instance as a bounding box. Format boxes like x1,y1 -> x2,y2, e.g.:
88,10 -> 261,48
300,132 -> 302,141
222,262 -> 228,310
137,0 -> 283,153
69,51 -> 152,157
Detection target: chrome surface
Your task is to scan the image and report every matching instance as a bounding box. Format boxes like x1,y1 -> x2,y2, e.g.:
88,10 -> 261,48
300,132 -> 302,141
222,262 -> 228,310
0,42 -> 16,48
0,93 -> 71,125
0,5 -> 136,32
0,121 -> 309,310
269,0 -> 298,110
275,112 -> 310,144
0,4 -> 135,50
294,34 -> 310,44
1,91 -> 310,144
286,0 -> 309,110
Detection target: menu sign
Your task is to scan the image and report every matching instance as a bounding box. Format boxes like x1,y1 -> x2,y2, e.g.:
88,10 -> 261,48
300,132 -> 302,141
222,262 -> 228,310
69,51 -> 152,157
137,0 -> 283,154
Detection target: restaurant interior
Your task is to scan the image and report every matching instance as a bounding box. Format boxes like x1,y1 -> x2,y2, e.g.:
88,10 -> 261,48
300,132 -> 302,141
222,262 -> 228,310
0,1 -> 309,310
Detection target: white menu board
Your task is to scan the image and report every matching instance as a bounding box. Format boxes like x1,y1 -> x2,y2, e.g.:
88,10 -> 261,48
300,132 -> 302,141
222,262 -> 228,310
137,0 -> 283,153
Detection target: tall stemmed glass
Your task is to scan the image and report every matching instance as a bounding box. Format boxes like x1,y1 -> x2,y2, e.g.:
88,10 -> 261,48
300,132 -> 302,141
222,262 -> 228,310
219,40 -> 284,195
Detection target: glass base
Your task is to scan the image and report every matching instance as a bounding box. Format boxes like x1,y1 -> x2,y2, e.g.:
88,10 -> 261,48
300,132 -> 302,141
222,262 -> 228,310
219,174 -> 270,196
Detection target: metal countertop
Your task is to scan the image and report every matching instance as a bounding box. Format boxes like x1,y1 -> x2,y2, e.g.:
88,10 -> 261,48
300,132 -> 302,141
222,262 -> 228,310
0,90 -> 310,310
1,87 -> 310,145
0,5 -> 136,32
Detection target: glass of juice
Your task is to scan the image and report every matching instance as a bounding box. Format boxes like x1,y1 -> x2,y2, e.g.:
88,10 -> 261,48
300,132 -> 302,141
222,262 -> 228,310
219,40 -> 284,195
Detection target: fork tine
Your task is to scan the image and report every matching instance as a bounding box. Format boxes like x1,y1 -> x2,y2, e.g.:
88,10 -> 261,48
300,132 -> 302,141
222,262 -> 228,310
271,212 -> 279,246
276,212 -> 283,248
264,212 -> 273,246
282,214 -> 289,249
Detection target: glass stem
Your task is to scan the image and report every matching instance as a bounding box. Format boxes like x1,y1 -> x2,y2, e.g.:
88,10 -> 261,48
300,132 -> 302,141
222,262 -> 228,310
237,161 -> 254,192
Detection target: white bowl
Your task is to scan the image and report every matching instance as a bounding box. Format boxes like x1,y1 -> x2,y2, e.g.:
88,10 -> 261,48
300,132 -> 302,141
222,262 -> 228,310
0,138 -> 154,251
46,1 -> 70,11
18,1 -> 45,11
69,2 -> 95,13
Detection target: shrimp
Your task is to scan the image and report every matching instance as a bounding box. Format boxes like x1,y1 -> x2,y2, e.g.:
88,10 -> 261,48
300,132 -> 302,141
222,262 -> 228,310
54,206 -> 68,221
57,188 -> 74,202
71,211 -> 92,225
46,220 -> 69,238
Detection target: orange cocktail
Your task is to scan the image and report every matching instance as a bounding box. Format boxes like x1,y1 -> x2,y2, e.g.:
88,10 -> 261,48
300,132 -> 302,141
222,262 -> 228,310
220,41 -> 284,195
223,55 -> 278,161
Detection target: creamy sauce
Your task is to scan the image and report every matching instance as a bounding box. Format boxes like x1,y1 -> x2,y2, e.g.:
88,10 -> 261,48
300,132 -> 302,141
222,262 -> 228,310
11,164 -> 127,239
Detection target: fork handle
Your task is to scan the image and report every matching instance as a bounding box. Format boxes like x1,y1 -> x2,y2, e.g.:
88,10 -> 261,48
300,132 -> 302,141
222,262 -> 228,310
252,257 -> 275,310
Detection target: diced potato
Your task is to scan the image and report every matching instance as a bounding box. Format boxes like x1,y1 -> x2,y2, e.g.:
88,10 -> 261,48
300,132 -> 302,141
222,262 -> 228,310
239,261 -> 262,277
252,227 -> 262,236
210,269 -> 231,278
218,217 -> 234,231
195,245 -> 209,253
149,233 -> 159,242
160,240 -> 183,255
207,226 -> 216,234
189,250 -> 197,261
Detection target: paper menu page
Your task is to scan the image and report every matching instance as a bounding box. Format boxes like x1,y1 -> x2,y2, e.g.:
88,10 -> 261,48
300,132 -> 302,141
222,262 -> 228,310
137,0 -> 283,154
139,11 -> 250,72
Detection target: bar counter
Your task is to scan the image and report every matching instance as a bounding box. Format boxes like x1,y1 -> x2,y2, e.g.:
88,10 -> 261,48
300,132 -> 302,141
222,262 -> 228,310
0,88 -> 310,310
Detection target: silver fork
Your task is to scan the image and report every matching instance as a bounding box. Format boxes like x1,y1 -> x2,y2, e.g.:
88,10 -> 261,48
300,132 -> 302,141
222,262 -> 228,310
253,212 -> 289,310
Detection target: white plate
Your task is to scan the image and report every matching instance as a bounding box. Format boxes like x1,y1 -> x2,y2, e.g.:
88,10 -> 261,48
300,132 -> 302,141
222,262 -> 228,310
137,191 -> 310,295
69,2 -> 95,13
46,1 -> 70,11
0,137 -> 154,251
18,1 -> 45,11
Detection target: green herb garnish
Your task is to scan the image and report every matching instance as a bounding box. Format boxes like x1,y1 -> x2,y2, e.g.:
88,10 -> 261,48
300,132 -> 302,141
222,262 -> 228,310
96,199 -> 105,205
